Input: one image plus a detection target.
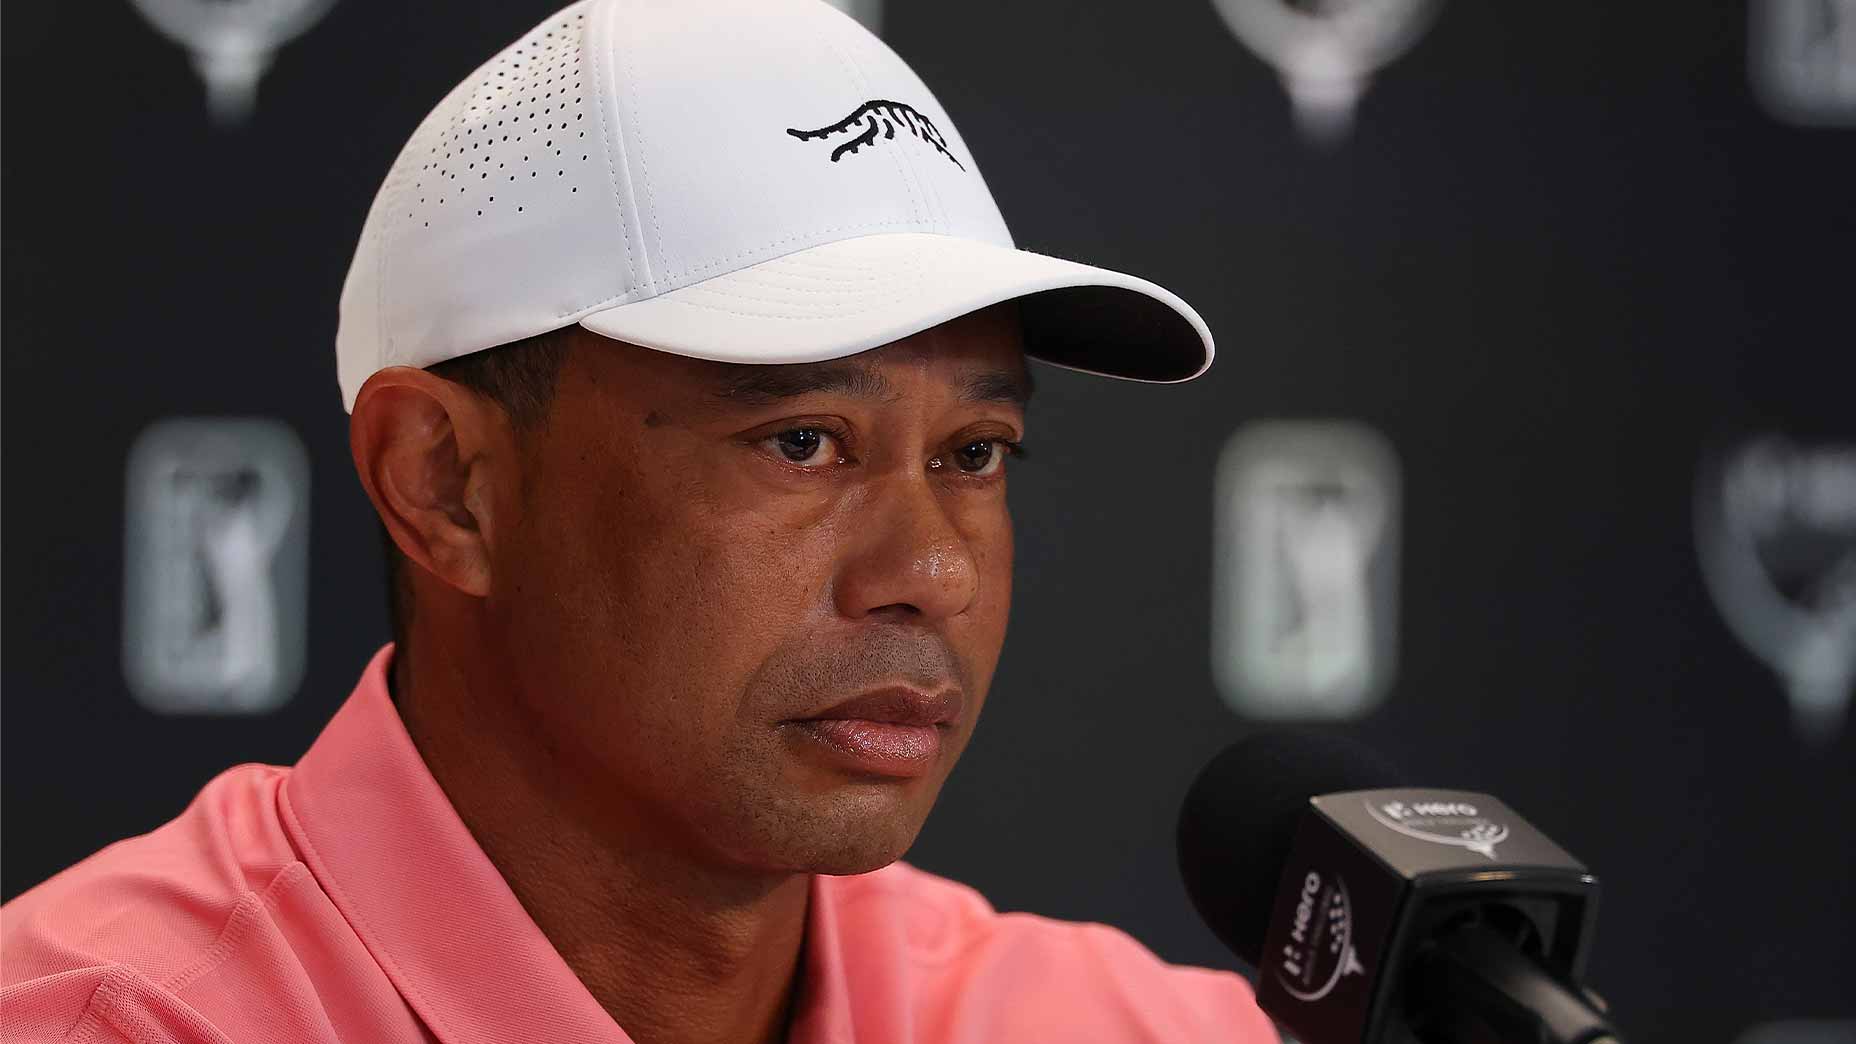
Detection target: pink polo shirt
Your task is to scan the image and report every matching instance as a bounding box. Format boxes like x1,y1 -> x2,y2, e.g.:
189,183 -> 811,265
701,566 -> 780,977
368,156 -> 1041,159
2,646 -> 1276,1044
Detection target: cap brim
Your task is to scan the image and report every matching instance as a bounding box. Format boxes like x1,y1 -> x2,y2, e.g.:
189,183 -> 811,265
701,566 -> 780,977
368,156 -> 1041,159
577,232 -> 1212,383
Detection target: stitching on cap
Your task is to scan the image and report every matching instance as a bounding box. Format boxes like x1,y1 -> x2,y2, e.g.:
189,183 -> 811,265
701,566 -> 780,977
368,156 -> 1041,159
681,280 -> 889,307
687,275 -> 912,304
830,20 -> 947,231
670,259 -> 922,318
726,265 -> 884,288
558,284 -> 654,320
750,256 -> 889,280
819,25 -> 925,230
762,256 -> 880,276
654,287 -> 914,321
691,256 -> 915,301
587,0 -> 639,302
724,273 -> 882,293
661,217 -> 925,285
916,106 -> 952,230
909,97 -> 953,230
611,3 -> 662,283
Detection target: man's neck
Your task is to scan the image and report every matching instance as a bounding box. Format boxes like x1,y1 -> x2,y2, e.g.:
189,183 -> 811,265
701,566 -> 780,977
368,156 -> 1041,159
390,642 -> 810,1044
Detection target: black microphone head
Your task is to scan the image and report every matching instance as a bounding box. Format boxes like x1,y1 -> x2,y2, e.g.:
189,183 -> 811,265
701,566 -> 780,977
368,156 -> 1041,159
1176,729 -> 1402,967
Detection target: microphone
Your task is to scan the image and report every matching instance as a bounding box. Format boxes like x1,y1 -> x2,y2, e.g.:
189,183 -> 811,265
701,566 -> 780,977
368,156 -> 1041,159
1177,731 -> 1624,1044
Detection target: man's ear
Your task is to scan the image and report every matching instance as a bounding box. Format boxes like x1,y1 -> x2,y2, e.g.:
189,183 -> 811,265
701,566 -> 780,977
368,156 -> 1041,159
350,366 -> 503,599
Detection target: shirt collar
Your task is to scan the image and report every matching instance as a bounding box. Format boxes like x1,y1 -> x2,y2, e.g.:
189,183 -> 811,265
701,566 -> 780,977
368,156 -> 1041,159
283,645 -> 627,1042
282,645 -> 866,1044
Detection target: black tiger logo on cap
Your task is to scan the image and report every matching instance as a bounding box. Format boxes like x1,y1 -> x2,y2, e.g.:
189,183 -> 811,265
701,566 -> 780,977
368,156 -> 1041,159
786,100 -> 965,170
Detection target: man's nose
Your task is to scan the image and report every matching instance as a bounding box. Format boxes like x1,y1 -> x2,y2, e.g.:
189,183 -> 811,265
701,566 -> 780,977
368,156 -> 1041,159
832,473 -> 980,624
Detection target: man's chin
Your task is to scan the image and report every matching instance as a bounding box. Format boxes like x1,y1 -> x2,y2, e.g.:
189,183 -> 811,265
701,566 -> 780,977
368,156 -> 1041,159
746,792 -> 936,876
799,838 -> 915,877
790,815 -> 930,876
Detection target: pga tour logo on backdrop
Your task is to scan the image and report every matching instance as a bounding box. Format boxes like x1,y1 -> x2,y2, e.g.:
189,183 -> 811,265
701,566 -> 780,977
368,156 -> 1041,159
123,417 -> 310,715
1213,420 -> 1400,722
1366,798 -> 1510,858
1274,869 -> 1366,1002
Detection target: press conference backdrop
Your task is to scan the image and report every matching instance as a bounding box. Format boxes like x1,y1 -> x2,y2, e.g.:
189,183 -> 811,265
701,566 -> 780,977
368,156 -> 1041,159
3,1 -> 1852,1042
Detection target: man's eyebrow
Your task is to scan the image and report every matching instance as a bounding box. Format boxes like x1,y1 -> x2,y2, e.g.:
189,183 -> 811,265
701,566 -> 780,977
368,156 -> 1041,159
711,363 -> 894,406
959,368 -> 1035,407
709,362 -> 1035,407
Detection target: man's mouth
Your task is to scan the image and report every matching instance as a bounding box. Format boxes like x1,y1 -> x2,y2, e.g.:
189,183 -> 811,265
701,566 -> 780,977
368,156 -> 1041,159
783,686 -> 963,778
800,686 -> 963,728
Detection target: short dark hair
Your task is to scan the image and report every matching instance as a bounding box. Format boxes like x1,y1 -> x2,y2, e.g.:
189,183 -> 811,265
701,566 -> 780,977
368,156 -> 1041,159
380,325 -> 576,653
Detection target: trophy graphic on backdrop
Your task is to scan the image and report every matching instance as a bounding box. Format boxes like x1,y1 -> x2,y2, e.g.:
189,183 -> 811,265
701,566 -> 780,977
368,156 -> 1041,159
1209,0 -> 1441,145
1697,436 -> 1856,746
1750,0 -> 1856,126
128,0 -> 339,124
124,418 -> 310,714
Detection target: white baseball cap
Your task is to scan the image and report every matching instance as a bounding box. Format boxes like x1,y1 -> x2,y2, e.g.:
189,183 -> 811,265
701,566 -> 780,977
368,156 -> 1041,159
336,0 -> 1214,412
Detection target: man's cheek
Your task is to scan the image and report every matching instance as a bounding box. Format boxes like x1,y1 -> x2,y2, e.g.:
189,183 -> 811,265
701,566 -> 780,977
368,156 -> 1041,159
716,513 -> 836,608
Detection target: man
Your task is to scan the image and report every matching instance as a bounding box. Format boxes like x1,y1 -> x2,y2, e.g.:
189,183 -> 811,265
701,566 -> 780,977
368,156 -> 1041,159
2,1 -> 1276,1042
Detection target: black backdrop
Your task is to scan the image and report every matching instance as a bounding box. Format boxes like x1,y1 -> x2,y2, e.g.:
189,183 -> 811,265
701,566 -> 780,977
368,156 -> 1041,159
4,2 -> 1853,1042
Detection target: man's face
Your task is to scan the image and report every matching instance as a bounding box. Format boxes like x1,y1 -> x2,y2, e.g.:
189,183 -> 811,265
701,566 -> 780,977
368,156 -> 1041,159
487,307 -> 1028,876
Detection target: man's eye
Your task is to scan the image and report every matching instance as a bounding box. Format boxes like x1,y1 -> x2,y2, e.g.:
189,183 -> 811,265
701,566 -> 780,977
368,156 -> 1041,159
765,427 -> 842,467
950,439 -> 1019,477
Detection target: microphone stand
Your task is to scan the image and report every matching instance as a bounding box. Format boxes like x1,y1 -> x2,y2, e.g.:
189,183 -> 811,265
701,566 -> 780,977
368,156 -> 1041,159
1407,922 -> 1625,1044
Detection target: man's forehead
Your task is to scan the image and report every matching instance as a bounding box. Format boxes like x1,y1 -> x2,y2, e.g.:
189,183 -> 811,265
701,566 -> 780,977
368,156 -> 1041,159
575,305 -> 1033,414
693,305 -> 1032,409
708,357 -> 1034,409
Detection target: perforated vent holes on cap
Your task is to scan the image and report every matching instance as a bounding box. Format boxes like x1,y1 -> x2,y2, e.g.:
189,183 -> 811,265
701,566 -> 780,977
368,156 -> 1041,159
404,8 -> 593,229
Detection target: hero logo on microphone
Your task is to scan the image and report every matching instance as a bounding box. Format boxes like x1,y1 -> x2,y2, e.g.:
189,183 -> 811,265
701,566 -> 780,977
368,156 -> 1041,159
1274,869 -> 1366,1002
1366,798 -> 1511,859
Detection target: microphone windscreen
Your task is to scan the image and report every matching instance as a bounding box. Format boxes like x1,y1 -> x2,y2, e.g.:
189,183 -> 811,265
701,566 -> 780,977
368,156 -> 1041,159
1176,729 -> 1402,967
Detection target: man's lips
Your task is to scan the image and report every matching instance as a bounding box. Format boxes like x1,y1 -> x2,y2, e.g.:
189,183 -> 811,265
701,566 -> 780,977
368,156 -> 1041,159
796,686 -> 964,728
784,687 -> 963,778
